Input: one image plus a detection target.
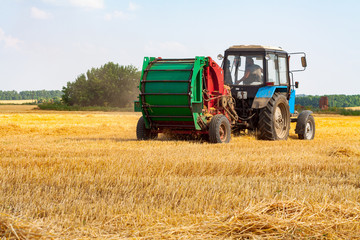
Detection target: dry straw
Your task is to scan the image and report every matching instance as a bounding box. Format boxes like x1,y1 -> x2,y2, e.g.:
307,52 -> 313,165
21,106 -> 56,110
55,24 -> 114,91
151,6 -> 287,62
0,213 -> 51,239
0,107 -> 359,239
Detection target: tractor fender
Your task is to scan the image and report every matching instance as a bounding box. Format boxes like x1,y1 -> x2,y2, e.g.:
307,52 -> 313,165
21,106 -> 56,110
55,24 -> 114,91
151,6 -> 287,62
251,86 -> 287,109
295,110 -> 313,134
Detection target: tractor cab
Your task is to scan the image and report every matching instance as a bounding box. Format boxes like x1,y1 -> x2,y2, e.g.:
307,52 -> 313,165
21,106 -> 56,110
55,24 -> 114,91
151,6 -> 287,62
219,45 -> 307,131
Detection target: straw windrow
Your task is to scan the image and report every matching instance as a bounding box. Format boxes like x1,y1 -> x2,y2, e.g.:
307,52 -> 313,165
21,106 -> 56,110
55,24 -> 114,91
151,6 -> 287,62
0,213 -> 51,239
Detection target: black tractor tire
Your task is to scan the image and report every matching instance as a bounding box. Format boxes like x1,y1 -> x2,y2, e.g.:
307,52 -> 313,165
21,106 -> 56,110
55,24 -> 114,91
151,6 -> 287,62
136,116 -> 158,140
257,93 -> 290,140
298,114 -> 315,140
209,114 -> 231,143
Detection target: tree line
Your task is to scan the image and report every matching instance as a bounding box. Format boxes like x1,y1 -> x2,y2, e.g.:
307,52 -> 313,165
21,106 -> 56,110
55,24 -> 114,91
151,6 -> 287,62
1,62 -> 140,108
2,64 -> 359,110
296,95 -> 360,108
0,90 -> 62,100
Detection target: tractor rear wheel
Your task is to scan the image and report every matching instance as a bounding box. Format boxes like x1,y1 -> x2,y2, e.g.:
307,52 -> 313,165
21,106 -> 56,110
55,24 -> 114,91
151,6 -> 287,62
209,114 -> 231,143
136,116 -> 158,140
258,93 -> 290,140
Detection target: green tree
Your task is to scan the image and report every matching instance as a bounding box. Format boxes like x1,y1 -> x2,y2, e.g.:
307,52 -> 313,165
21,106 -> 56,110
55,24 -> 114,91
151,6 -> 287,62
62,62 -> 140,107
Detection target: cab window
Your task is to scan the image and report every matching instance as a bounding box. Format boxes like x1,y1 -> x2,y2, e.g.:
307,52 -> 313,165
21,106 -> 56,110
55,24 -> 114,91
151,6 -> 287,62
224,55 -> 263,85
267,54 -> 279,85
267,54 -> 288,86
278,56 -> 288,85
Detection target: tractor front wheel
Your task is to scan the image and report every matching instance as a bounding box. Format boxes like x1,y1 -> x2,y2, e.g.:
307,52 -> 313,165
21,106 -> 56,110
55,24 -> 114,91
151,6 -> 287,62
258,93 -> 290,140
209,114 -> 231,143
297,114 -> 315,140
136,116 -> 158,140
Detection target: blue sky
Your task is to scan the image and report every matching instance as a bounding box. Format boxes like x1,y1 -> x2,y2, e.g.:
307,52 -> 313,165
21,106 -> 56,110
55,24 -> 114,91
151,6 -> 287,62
0,0 -> 359,95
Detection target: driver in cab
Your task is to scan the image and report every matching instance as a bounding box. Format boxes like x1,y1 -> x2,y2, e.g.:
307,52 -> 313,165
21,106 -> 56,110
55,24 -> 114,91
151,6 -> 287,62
236,57 -> 263,85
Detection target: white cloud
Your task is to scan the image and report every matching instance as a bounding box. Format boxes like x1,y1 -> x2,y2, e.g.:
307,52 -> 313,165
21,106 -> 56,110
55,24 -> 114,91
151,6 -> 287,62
104,11 -> 132,21
128,2 -> 139,11
41,0 -> 104,9
69,0 -> 104,9
41,0 -> 62,5
0,28 -> 22,49
105,2 -> 139,21
31,7 -> 52,19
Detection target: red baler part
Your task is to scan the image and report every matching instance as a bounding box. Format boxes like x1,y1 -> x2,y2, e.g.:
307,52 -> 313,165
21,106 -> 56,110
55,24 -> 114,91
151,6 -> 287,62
204,57 -> 225,95
203,57 -> 234,122
203,57 -> 225,110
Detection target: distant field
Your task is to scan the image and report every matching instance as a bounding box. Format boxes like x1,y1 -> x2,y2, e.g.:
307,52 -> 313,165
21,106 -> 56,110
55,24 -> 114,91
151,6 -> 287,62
0,99 -> 36,104
345,106 -> 360,110
0,106 -> 359,239
0,105 -> 37,113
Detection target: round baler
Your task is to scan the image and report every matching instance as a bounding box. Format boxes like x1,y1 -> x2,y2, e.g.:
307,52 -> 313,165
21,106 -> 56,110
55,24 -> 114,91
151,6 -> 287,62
134,57 -> 237,143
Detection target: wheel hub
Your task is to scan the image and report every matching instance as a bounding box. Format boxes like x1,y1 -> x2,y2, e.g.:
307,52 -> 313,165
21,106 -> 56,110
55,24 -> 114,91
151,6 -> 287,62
219,124 -> 226,141
305,122 -> 313,139
274,105 -> 288,138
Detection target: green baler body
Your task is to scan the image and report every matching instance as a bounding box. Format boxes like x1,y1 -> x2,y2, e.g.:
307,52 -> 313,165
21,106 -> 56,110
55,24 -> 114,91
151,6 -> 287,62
136,57 -> 207,130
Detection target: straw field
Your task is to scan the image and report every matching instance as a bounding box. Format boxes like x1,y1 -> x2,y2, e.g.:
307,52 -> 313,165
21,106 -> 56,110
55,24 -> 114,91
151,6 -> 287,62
346,106 -> 360,111
0,100 -> 36,105
0,105 -> 359,239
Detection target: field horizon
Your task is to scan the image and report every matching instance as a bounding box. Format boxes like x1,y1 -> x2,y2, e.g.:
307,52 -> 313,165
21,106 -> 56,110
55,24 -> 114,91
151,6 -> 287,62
0,100 -> 37,105
0,105 -> 359,239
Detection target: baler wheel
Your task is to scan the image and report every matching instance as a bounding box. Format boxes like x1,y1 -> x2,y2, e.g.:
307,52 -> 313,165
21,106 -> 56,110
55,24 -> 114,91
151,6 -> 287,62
136,116 -> 158,140
257,93 -> 290,140
209,114 -> 231,143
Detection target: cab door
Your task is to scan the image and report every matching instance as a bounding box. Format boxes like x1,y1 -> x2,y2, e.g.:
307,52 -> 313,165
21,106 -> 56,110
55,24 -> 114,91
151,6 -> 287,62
266,53 -> 289,86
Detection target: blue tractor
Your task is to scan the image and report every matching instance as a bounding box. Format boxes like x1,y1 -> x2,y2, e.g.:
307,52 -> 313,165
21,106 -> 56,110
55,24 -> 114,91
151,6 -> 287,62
218,45 -> 315,141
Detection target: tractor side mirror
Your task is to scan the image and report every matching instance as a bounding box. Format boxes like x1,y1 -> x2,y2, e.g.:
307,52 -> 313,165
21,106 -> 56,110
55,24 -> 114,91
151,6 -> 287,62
217,54 -> 224,60
295,81 -> 299,88
301,56 -> 307,68
289,52 -> 307,72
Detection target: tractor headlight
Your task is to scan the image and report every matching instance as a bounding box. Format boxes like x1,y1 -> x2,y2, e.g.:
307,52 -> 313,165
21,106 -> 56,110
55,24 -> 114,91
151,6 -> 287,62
237,91 -> 247,99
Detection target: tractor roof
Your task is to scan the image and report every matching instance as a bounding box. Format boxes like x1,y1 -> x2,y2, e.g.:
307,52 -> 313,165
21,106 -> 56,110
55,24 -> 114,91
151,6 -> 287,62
227,45 -> 286,53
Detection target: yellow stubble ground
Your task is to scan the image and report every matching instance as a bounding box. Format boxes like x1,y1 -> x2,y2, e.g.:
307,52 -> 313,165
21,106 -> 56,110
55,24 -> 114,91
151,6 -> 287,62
0,105 -> 359,239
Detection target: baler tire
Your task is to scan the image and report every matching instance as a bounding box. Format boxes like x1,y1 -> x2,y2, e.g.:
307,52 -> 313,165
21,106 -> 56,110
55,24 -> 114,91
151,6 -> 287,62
136,116 -> 157,140
209,114 -> 231,143
298,115 -> 315,140
257,93 -> 290,140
